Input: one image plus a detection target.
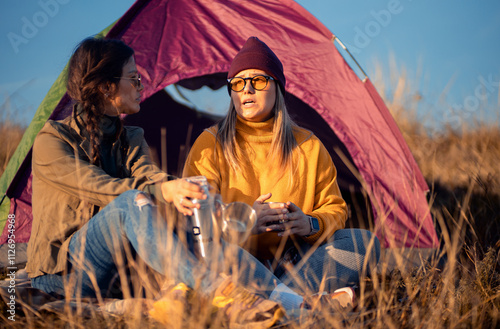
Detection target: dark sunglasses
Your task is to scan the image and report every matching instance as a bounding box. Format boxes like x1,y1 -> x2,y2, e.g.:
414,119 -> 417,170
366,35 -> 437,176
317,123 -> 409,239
115,74 -> 142,88
227,75 -> 274,92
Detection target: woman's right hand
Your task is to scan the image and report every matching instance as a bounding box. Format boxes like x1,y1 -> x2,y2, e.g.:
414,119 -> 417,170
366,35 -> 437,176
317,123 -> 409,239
161,178 -> 207,216
251,193 -> 289,234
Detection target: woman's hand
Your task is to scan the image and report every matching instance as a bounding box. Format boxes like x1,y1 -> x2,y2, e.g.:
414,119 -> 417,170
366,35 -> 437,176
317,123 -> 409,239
274,202 -> 312,237
251,193 -> 289,235
161,178 -> 207,216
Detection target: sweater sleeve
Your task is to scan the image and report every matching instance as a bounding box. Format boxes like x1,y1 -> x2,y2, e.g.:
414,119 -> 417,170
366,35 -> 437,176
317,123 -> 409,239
302,137 -> 348,244
182,129 -> 221,193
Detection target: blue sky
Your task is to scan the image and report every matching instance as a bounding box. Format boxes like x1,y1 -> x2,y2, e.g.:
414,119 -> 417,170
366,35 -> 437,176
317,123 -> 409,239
1,0 -> 499,132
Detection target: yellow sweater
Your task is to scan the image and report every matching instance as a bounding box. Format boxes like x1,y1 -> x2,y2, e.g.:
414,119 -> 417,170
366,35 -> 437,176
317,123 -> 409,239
183,117 -> 347,260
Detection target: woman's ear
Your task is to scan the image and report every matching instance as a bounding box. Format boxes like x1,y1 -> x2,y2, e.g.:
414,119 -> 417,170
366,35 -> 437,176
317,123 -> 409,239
98,84 -> 110,99
98,83 -> 117,99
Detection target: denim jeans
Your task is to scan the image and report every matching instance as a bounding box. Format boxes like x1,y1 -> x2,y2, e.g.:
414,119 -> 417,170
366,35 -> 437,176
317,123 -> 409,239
280,229 -> 381,293
32,190 -> 277,298
32,190 -> 380,298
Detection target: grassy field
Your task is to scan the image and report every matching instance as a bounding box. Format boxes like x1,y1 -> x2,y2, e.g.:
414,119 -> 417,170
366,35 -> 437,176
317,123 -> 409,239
0,71 -> 499,328
0,119 -> 24,179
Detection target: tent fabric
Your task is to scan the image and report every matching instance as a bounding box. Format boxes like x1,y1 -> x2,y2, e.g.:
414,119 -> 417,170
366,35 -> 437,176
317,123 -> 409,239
0,0 -> 438,249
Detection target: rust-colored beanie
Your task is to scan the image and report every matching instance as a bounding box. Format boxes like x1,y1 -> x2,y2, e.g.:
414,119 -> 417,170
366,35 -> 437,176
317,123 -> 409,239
227,36 -> 285,93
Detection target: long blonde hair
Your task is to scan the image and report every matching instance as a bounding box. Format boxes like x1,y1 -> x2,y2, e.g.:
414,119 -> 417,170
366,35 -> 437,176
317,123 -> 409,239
216,87 -> 298,179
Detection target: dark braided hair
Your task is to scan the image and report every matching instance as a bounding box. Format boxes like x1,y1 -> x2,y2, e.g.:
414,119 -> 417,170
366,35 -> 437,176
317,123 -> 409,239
66,37 -> 134,164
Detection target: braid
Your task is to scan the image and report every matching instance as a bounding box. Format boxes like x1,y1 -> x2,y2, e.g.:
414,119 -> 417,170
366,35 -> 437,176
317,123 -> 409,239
85,104 -> 102,164
79,77 -> 105,164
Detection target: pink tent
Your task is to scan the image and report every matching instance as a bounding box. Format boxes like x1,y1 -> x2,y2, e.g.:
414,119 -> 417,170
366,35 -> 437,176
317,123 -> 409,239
0,0 -> 438,261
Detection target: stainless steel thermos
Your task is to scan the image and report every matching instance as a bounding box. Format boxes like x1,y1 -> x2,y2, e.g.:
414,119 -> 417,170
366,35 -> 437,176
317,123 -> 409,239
186,176 -> 216,260
186,176 -> 257,262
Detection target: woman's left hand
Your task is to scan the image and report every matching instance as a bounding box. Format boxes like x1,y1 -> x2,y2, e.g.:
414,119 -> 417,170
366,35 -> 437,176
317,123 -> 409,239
266,201 -> 312,237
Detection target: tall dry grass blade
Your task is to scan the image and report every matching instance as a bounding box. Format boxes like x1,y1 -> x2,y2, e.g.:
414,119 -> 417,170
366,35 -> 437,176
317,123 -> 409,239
161,127 -> 167,173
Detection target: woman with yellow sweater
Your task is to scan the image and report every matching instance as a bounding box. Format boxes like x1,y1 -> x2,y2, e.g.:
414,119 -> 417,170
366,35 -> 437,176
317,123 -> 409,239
183,37 -> 380,294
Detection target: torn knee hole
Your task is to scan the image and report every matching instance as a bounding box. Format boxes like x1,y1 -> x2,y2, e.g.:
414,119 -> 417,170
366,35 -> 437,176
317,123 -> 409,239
135,193 -> 153,210
135,193 -> 149,202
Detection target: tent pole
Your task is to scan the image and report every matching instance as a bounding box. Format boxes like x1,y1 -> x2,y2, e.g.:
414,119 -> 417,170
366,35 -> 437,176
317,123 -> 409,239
333,36 -> 368,82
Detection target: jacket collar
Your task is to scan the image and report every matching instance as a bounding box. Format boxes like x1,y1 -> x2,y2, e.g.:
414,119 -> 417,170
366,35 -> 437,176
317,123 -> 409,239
64,104 -> 89,160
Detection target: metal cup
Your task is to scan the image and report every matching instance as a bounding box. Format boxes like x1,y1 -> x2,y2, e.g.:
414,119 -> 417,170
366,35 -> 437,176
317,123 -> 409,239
220,201 -> 257,244
265,202 -> 289,226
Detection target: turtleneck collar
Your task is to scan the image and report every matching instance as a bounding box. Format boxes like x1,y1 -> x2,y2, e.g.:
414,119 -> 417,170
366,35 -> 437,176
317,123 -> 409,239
235,115 -> 275,136
72,104 -> 122,142
100,115 -> 122,142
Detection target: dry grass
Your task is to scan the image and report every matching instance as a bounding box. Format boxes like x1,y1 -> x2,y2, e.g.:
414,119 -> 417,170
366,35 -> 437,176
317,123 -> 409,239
1,62 -> 499,328
0,119 -> 25,179
374,59 -> 500,256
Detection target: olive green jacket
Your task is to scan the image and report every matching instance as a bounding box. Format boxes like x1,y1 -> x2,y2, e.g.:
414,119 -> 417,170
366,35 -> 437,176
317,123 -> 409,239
27,111 -> 170,278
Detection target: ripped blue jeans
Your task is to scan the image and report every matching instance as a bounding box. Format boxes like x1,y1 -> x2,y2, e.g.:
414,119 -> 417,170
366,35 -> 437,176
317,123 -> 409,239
32,190 -> 278,298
